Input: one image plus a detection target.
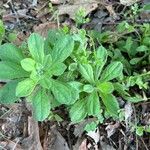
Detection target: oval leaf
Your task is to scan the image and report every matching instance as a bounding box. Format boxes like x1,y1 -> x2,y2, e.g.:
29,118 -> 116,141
21,58 -> 35,72
32,88 -> 51,121
70,99 -> 87,123
0,80 -> 19,104
79,63 -> 95,83
98,82 -> 114,94
28,33 -> 45,63
51,36 -> 74,63
16,78 -> 37,97
51,80 -> 79,105
0,43 -> 24,63
100,61 -> 123,82
94,46 -> 108,79
0,61 -> 29,81
87,91 -> 101,116
101,93 -> 120,117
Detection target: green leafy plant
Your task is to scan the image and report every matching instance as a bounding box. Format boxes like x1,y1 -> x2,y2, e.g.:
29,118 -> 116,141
0,20 -> 149,135
69,45 -> 123,123
0,32 -> 79,121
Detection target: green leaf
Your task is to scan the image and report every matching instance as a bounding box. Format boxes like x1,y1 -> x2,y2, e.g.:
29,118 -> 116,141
101,93 -> 120,117
39,78 -> 52,89
125,96 -> 145,103
79,63 -> 95,83
21,58 -> 35,72
0,20 -> 5,45
98,82 -> 114,94
113,83 -> 130,97
84,122 -> 97,132
0,43 -> 24,63
28,33 -> 45,63
136,126 -> 144,136
16,78 -> 37,97
69,63 -> 77,71
51,36 -> 74,63
83,84 -> 94,93
130,57 -> 142,65
136,45 -> 149,52
94,46 -> 108,79
51,80 -> 79,105
87,91 -> 101,116
143,4 -> 150,10
8,32 -> 17,42
32,88 -> 51,121
50,63 -> 67,76
0,80 -> 19,104
100,61 -> 123,82
70,99 -> 87,123
0,61 -> 29,80
68,81 -> 83,92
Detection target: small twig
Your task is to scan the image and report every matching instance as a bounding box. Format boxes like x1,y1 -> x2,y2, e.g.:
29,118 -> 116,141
140,137 -> 149,150
66,124 -> 73,150
12,139 -> 20,150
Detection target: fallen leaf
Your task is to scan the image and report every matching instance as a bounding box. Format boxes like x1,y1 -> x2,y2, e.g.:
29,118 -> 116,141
79,139 -> 88,150
74,118 -> 96,137
100,141 -> 116,150
50,0 -> 66,4
120,0 -> 140,6
21,117 -> 43,150
125,102 -> 133,128
86,128 -> 100,144
48,125 -> 70,150
33,22 -> 58,37
105,5 -> 118,19
58,0 -> 98,20
105,122 -> 120,138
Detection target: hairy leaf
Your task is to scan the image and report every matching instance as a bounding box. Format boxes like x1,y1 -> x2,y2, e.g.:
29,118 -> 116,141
100,61 -> 123,81
70,99 -> 87,123
0,61 -> 29,80
87,91 -> 101,116
0,43 -> 24,63
16,78 -> 36,97
101,93 -> 120,117
21,58 -> 35,72
28,33 -> 45,63
51,80 -> 79,105
51,36 -> 74,63
98,82 -> 114,94
32,88 -> 51,121
0,80 -> 19,104
0,20 -> 5,45
94,46 -> 108,79
79,63 -> 95,83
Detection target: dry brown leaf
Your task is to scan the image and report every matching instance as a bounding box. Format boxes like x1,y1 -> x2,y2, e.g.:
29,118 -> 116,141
50,0 -> 66,4
79,139 -> 88,150
58,0 -> 98,20
47,125 -> 70,150
105,122 -> 120,138
13,32 -> 30,46
0,140 -> 22,150
125,102 -> 133,128
105,5 -> 117,19
33,22 -> 58,37
120,0 -> 140,6
87,128 -> 100,144
100,141 -> 116,150
21,117 -> 43,150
